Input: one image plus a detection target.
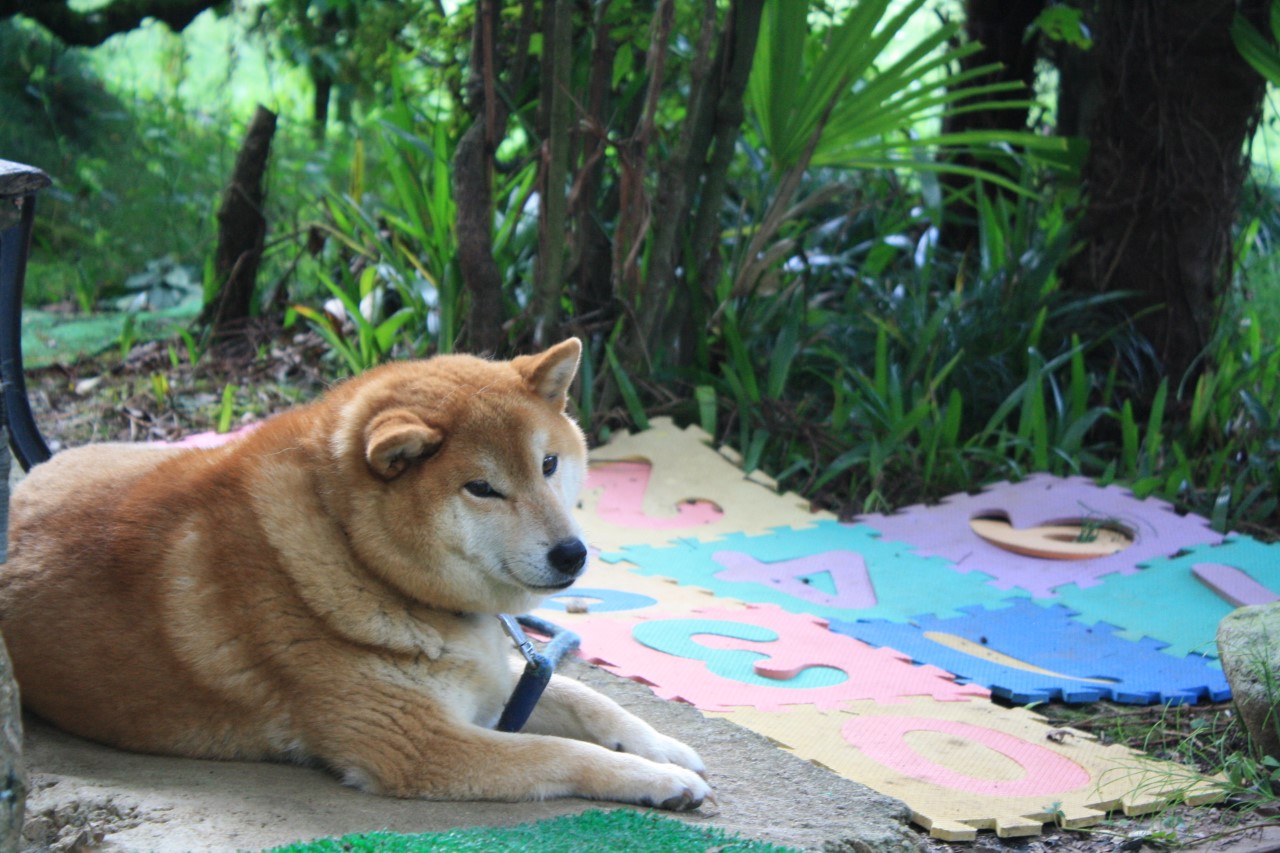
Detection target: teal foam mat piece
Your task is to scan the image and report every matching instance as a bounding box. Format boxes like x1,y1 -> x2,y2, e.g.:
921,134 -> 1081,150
1050,536 -> 1280,660
602,521 -> 1027,623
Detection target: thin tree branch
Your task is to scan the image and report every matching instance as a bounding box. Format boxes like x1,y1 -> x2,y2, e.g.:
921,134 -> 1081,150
533,0 -> 574,345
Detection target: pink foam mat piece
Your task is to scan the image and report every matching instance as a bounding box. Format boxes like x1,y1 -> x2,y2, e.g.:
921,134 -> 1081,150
166,423 -> 259,448
857,474 -> 1225,597
571,604 -> 989,712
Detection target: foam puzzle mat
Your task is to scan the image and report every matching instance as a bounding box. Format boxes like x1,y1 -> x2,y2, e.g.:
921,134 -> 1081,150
537,417 -> 1280,840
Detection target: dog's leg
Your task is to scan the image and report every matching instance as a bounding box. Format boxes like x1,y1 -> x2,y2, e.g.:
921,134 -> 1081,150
303,691 -> 711,809
521,672 -> 706,777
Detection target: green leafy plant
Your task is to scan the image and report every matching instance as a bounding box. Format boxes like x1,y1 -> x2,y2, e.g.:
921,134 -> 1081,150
1233,1 -> 1280,85
176,327 -> 202,365
117,314 -> 139,359
733,0 -> 1067,296
290,264 -> 417,376
216,384 -> 237,434
149,372 -> 171,408
291,65 -> 538,372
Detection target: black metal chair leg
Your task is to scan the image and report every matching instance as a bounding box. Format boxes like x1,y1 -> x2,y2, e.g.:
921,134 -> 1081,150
0,160 -> 53,472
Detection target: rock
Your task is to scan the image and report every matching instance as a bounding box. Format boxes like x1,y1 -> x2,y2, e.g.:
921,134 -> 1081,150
1217,602 -> 1280,760
0,631 -> 26,851
21,794 -> 141,853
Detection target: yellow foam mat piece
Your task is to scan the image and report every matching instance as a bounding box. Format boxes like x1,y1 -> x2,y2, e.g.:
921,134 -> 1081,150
582,417 -> 829,550
709,699 -> 1223,841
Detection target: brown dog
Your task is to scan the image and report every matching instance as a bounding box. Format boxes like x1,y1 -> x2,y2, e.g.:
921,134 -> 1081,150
0,339 -> 709,809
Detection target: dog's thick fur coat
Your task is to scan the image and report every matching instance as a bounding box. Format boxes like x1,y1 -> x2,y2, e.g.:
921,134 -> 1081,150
0,339 -> 709,809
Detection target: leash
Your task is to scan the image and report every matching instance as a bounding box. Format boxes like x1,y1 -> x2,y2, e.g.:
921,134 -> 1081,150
496,614 -> 580,733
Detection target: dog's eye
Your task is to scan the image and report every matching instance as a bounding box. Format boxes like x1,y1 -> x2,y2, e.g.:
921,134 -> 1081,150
464,480 -> 502,499
542,455 -> 558,477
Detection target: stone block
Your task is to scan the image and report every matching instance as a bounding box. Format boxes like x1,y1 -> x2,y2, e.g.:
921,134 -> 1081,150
1218,603 -> 1280,760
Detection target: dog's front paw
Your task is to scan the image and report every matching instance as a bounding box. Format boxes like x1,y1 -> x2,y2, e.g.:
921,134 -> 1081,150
633,764 -> 712,812
609,726 -> 705,776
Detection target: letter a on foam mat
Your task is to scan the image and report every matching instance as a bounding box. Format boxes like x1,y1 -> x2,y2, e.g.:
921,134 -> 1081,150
602,521 -> 1026,623
711,699 -> 1223,841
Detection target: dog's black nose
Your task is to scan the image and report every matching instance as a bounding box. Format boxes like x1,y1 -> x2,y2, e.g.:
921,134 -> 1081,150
547,538 -> 588,576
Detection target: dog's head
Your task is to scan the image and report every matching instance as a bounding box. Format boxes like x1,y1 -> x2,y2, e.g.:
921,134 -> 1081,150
324,338 -> 590,615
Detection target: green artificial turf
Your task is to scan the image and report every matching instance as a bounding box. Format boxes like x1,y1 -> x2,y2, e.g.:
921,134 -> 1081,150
262,809 -> 801,853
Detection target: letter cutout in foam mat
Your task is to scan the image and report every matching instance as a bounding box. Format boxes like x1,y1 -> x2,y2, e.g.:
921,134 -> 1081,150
1193,562 -> 1280,608
711,700 -> 1223,841
830,599 -> 1231,705
571,604 -> 989,713
856,474 -> 1225,597
584,461 -> 723,530
580,417 -> 826,549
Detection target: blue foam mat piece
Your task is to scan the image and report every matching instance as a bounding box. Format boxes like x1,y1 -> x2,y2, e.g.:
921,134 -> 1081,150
830,598 -> 1230,706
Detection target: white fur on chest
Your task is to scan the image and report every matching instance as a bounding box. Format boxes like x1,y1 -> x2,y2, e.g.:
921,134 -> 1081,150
369,615 -> 520,729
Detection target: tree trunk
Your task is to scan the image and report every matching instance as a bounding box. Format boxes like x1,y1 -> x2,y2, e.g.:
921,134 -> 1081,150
8,0 -> 215,47
200,104 -> 277,341
453,0 -> 508,355
312,71 -> 332,142
637,0 -> 763,369
568,4 -> 621,323
1071,1 -> 1266,381
454,120 -> 506,356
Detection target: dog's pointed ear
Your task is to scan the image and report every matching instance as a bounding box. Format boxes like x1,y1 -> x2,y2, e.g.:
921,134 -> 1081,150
364,409 -> 443,480
514,338 -> 582,410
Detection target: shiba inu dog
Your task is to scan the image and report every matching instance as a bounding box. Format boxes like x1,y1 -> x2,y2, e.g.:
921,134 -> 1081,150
0,339 -> 710,810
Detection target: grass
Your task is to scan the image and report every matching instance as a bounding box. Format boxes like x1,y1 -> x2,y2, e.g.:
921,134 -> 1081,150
22,325 -> 330,450
1037,694 -> 1280,846
1237,171 -> 1280,336
262,809 -> 800,853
